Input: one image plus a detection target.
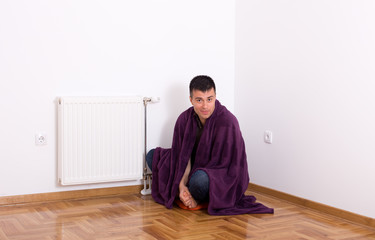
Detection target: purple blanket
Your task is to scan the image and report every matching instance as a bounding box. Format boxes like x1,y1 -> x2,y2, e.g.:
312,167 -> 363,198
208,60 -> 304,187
152,100 -> 274,215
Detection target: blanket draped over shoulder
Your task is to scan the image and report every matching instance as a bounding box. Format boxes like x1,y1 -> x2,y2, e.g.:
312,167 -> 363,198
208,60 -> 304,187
151,100 -> 274,215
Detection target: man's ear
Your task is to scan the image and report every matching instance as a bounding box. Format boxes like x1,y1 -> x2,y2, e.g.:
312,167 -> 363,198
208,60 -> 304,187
189,96 -> 193,105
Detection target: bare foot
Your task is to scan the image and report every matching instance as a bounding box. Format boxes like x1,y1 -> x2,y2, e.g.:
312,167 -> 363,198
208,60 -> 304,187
189,197 -> 198,209
181,191 -> 192,207
182,191 -> 198,208
179,187 -> 199,209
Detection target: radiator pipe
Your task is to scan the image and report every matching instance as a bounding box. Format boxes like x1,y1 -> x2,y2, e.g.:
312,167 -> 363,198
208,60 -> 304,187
141,97 -> 159,195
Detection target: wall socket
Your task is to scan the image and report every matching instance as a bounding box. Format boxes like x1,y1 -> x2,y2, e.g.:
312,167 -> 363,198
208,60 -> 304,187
35,133 -> 47,145
264,130 -> 273,144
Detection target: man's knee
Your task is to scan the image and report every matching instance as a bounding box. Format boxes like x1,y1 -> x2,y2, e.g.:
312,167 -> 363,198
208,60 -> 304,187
146,148 -> 155,171
190,170 -> 209,187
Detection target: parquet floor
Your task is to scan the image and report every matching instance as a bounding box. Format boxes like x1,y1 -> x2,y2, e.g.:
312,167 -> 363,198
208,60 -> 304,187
0,190 -> 374,240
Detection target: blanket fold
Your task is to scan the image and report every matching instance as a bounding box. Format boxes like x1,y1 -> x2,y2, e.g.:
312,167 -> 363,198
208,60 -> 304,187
152,100 -> 274,215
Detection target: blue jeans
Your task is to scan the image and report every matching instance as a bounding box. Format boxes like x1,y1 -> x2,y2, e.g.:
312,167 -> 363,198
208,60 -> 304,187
146,149 -> 209,202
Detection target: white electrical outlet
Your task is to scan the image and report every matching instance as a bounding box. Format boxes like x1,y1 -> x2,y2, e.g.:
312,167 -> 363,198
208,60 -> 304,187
35,133 -> 47,145
264,130 -> 273,144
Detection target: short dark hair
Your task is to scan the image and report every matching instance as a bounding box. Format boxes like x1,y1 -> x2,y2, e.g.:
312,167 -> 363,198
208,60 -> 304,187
189,75 -> 216,97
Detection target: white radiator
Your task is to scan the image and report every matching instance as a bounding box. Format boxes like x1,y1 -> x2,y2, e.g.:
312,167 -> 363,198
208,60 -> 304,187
58,96 -> 144,185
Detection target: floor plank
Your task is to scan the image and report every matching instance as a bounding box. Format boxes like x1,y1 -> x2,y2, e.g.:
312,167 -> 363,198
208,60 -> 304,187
0,190 -> 374,239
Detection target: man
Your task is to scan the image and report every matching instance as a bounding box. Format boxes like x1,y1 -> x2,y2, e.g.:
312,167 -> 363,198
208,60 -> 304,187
147,75 -> 273,215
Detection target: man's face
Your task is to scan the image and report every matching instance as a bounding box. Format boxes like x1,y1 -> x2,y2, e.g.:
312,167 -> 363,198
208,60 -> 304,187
189,88 -> 216,125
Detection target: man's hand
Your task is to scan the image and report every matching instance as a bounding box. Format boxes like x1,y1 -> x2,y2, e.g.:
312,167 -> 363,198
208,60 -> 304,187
178,159 -> 198,208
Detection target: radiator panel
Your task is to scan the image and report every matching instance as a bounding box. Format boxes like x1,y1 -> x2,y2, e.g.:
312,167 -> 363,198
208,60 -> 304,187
58,96 -> 144,185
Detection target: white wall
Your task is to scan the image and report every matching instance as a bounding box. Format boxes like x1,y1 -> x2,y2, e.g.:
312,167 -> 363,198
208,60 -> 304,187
236,0 -> 375,218
0,0 -> 235,196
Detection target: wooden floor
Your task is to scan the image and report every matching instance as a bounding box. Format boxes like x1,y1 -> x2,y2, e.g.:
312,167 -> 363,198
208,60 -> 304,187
1,190 -> 375,240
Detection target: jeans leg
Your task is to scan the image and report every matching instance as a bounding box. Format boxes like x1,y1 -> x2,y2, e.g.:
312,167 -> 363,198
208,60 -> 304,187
188,170 -> 209,202
146,148 -> 155,171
